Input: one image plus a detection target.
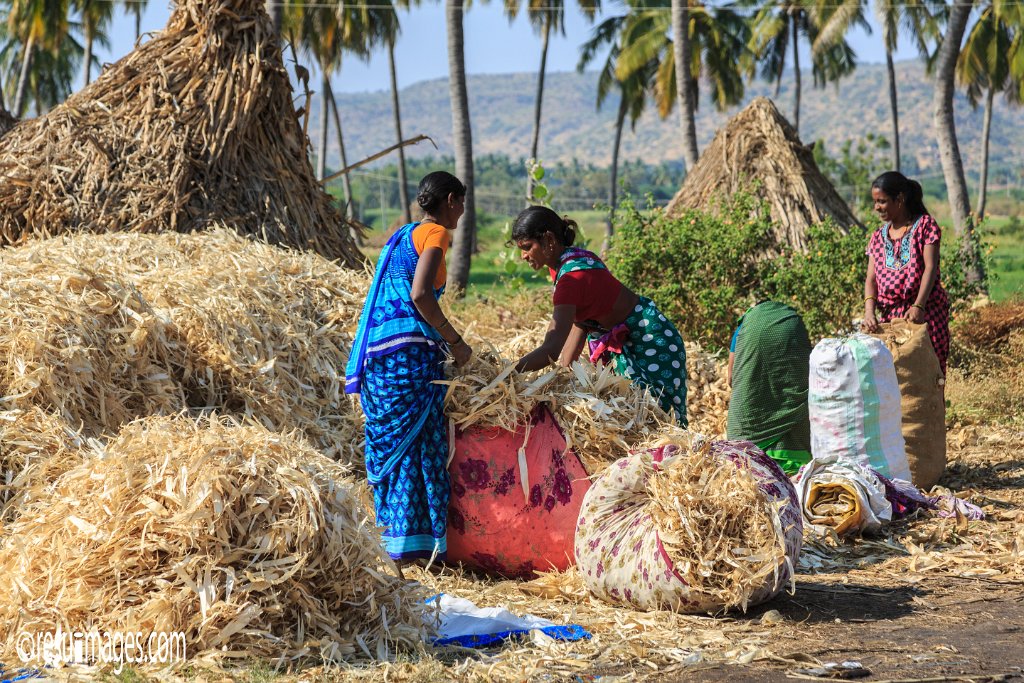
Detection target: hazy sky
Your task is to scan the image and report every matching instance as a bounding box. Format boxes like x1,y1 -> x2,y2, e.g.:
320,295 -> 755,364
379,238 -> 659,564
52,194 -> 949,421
93,1 -> 924,94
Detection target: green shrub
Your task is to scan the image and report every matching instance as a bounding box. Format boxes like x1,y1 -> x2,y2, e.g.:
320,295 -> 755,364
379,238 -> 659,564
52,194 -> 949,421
606,192 -> 774,347
607,193 -> 989,351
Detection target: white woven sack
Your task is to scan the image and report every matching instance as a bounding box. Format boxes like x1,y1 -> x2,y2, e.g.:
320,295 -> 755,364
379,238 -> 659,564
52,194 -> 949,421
808,334 -> 910,481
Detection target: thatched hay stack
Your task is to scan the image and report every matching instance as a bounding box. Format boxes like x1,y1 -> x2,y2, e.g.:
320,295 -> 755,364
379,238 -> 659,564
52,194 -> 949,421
0,0 -> 362,266
0,416 -> 430,664
0,228 -> 370,487
666,97 -> 860,251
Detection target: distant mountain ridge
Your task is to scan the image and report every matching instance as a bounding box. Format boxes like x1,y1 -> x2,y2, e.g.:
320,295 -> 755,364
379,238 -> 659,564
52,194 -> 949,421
317,60 -> 1021,177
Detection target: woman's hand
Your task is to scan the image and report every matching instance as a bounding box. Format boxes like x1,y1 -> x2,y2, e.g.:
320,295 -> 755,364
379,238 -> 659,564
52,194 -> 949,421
861,310 -> 880,333
907,305 -> 926,325
451,339 -> 473,368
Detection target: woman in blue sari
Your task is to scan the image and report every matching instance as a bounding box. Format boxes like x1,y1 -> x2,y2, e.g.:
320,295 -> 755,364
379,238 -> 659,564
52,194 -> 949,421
345,171 -> 472,574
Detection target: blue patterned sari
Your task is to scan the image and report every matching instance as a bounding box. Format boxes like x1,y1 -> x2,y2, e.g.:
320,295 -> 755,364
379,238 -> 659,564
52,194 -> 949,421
346,223 -> 450,560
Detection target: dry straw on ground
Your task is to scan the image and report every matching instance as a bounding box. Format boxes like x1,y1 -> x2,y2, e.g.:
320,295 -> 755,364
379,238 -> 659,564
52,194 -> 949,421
0,0 -> 363,266
665,97 -> 860,252
0,228 -> 371,508
0,415 -> 429,664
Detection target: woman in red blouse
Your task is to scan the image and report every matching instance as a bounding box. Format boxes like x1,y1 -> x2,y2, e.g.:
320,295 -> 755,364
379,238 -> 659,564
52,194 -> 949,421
862,171 -> 951,373
511,206 -> 688,427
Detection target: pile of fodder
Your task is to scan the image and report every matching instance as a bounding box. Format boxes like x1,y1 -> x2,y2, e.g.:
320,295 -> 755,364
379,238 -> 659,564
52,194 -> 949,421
441,330 -> 732,471
665,97 -> 859,252
684,341 -> 730,438
441,345 -> 673,474
951,301 -> 1024,366
0,409 -> 82,517
0,228 -> 371,480
0,0 -> 362,266
947,301 -> 1024,426
574,434 -> 802,613
0,416 -> 429,664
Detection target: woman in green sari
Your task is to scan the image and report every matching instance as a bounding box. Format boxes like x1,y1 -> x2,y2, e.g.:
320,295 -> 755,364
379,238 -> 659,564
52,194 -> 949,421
727,300 -> 812,474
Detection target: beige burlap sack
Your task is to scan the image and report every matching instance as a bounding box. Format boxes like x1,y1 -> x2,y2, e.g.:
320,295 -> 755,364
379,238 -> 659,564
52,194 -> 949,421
872,320 -> 946,489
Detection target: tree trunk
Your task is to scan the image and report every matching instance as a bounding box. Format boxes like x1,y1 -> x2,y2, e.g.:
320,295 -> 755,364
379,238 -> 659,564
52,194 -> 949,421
976,85 -> 994,220
316,72 -> 329,182
792,15 -> 801,134
388,40 -> 412,224
886,47 -> 900,172
13,34 -> 35,117
445,0 -> 476,295
672,0 -> 699,170
527,18 -> 551,202
135,8 -> 141,40
327,82 -> 354,221
604,93 -> 628,254
0,55 -> 6,110
267,0 -> 283,34
932,0 -> 984,287
83,22 -> 94,87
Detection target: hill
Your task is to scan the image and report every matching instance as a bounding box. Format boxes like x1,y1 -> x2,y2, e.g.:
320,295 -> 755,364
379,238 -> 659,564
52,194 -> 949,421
321,60 -> 1022,179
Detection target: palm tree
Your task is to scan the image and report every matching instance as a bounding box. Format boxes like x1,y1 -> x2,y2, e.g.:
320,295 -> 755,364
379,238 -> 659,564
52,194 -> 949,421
505,0 -> 600,201
4,0 -> 71,116
383,2 -> 412,223
578,6 -> 656,247
671,0 -> 697,169
743,0 -> 864,134
614,1 -> 749,136
873,0 -> 942,172
124,0 -> 148,41
957,0 -> 1023,219
446,0 -> 476,294
72,0 -> 113,86
291,0 -> 394,224
933,0 -> 983,287
0,17 -> 81,113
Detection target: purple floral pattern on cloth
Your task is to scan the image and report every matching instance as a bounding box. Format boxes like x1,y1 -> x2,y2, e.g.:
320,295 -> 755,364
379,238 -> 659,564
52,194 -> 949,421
459,459 -> 491,491
574,440 -> 803,613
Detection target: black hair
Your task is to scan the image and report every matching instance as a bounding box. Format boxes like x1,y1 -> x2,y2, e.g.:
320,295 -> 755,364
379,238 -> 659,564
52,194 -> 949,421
871,171 -> 928,219
416,171 -> 466,214
509,205 -> 578,247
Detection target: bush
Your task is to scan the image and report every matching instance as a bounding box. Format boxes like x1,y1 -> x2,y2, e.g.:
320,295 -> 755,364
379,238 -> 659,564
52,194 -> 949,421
606,192 -> 774,347
607,194 -> 988,351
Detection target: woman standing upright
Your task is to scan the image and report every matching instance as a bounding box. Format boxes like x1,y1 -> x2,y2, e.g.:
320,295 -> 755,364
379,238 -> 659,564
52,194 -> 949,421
511,206 -> 688,427
861,171 -> 951,374
345,171 -> 473,569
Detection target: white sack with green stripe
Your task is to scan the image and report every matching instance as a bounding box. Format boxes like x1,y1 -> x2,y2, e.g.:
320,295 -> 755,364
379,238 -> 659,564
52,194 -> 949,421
808,335 -> 911,481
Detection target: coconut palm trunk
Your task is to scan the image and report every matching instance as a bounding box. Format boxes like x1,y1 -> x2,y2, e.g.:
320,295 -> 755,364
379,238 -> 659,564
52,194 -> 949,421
885,48 -> 900,171
791,15 -> 801,133
316,72 -> 329,181
527,18 -> 551,202
327,82 -> 354,221
83,23 -> 94,86
388,39 -> 412,224
604,93 -> 628,253
976,85 -> 994,220
12,34 -> 34,117
932,0 -> 984,287
135,8 -> 141,39
671,0 -> 699,170
446,0 -> 476,294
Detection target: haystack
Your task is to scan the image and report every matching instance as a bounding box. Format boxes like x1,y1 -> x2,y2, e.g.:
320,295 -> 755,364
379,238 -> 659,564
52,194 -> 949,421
0,228 -> 370,505
666,97 -> 860,251
0,0 -> 362,266
0,415 -> 429,664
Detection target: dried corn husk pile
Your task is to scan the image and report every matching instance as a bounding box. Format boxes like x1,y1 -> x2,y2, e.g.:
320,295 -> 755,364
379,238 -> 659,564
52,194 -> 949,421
683,341 -> 730,438
0,409 -> 83,515
441,343 -> 673,474
0,228 -> 371,504
646,437 -> 797,611
0,415 -> 429,663
0,0 -> 363,266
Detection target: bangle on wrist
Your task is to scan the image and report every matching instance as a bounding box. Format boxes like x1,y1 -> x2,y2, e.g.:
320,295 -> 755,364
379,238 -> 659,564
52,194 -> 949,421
910,303 -> 924,310
864,296 -> 876,303
437,319 -> 454,333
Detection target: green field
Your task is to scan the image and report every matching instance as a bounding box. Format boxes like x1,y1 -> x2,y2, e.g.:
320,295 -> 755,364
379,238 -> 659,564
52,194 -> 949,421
983,215 -> 1024,302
